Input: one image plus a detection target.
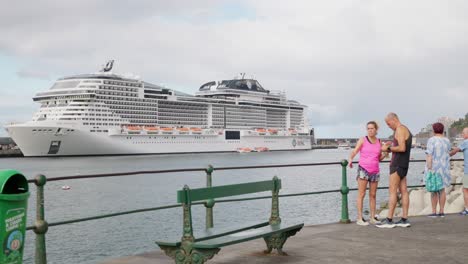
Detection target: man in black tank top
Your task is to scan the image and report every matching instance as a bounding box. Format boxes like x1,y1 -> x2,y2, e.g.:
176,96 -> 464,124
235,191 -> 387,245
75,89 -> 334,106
376,113 -> 412,229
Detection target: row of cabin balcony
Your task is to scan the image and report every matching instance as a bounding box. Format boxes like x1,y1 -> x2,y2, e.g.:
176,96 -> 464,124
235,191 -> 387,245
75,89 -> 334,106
158,119 -> 206,123
99,85 -> 138,92
97,91 -> 138,97
103,80 -> 142,87
113,109 -> 157,114
109,105 -> 158,109
157,105 -> 208,110
159,101 -> 207,106
226,115 -> 268,121
158,113 -> 207,117
157,105 -> 208,109
214,112 -> 263,116
157,108 -> 208,112
111,108 -> 158,112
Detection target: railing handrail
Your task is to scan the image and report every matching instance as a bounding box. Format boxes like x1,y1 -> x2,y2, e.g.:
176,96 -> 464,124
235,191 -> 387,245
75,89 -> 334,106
26,158 -> 464,183
24,183 -> 463,230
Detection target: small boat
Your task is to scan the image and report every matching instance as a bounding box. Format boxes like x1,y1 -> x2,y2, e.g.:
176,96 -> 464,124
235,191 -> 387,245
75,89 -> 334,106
254,147 -> 269,152
237,147 -> 253,153
161,127 -> 174,134
255,128 -> 267,135
267,129 -> 278,135
177,127 -> 190,134
190,127 -> 203,134
62,185 -> 71,190
337,143 -> 351,150
126,126 -> 142,134
144,126 -> 160,134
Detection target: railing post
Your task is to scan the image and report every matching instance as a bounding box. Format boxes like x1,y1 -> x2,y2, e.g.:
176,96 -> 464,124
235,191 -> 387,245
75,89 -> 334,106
269,176 -> 281,225
340,160 -> 351,223
34,174 -> 48,264
205,165 -> 215,229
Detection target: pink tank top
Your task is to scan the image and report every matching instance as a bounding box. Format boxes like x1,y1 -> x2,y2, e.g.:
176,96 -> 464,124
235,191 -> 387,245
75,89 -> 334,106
358,136 -> 381,174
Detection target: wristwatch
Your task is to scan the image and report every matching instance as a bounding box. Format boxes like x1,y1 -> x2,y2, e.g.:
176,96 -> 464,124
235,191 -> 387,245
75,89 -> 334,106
387,146 -> 391,152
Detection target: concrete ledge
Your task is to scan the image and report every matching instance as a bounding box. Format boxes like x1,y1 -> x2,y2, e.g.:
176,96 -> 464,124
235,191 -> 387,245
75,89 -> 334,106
101,214 -> 468,264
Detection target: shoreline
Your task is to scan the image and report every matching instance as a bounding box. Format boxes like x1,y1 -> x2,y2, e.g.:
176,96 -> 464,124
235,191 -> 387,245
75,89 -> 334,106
0,149 -> 23,157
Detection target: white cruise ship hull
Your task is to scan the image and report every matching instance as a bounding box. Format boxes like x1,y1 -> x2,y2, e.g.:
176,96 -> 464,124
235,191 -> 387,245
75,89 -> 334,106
6,122 -> 311,157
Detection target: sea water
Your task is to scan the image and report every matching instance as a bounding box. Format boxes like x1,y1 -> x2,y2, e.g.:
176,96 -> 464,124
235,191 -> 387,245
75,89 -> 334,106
3,149 -> 430,264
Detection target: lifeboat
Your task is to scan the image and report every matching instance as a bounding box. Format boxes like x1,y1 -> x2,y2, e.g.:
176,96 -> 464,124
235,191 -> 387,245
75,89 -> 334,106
190,127 -> 203,134
254,147 -> 269,152
288,128 -> 298,135
177,127 -> 190,134
126,126 -> 141,134
144,126 -> 160,134
255,128 -> 267,135
237,147 -> 253,153
267,129 -> 278,135
161,127 -> 174,134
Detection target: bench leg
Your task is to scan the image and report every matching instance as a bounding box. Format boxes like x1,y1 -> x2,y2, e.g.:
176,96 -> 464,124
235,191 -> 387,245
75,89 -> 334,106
263,228 -> 302,256
159,245 -> 220,264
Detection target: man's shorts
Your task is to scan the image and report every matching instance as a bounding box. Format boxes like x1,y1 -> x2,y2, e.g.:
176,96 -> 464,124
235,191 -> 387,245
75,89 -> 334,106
357,165 -> 380,182
390,166 -> 408,179
464,174 -> 468,188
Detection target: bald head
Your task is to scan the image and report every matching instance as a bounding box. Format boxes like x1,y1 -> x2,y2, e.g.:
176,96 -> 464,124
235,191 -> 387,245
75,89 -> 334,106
385,112 -> 401,131
386,112 -> 399,121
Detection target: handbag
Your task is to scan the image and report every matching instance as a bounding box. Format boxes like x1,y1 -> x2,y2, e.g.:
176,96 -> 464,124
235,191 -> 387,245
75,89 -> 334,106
425,170 -> 443,192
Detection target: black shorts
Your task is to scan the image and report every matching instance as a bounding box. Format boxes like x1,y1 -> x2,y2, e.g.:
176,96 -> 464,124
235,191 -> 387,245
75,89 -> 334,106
390,166 -> 408,179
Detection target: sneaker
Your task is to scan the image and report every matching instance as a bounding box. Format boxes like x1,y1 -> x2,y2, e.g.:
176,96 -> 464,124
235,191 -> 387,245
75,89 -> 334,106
356,218 -> 369,226
369,217 -> 381,225
395,218 -> 411,227
376,218 -> 395,228
427,213 -> 438,218
438,213 -> 445,218
460,209 -> 468,216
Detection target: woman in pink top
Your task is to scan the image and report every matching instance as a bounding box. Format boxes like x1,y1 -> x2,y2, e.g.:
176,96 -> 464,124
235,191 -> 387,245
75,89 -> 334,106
348,121 -> 387,226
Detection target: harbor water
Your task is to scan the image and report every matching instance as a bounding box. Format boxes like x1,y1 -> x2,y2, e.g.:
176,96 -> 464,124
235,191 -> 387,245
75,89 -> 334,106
3,148 -> 439,264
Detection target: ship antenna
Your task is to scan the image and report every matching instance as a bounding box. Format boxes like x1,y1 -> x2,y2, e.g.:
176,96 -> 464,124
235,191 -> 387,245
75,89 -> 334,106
100,60 -> 114,72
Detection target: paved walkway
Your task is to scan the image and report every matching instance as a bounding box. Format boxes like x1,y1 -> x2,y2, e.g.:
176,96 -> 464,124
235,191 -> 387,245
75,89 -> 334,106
101,214 -> 468,264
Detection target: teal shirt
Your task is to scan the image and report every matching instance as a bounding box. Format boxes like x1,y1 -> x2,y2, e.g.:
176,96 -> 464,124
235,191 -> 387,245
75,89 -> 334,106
459,139 -> 468,174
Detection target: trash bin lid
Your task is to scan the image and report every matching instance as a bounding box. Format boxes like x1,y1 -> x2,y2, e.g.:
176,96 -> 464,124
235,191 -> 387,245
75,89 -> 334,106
0,169 -> 29,194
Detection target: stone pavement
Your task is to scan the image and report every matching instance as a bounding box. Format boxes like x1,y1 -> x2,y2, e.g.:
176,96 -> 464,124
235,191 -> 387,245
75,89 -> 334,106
101,214 -> 468,264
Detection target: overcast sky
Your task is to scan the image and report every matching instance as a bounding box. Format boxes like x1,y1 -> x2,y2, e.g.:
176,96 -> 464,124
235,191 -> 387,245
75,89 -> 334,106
1,0 -> 467,138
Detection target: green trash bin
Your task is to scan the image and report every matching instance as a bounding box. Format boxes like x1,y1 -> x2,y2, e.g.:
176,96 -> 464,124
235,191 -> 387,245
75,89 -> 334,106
0,170 -> 30,264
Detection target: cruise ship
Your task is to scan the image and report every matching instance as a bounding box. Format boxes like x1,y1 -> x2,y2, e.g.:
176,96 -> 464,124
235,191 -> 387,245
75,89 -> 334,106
5,61 -> 311,156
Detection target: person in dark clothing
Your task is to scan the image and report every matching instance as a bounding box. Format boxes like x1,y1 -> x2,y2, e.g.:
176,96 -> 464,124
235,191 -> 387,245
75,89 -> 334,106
377,113 -> 412,228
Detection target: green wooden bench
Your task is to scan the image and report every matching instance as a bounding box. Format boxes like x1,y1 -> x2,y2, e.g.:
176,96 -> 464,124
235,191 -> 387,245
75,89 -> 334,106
155,176 -> 304,264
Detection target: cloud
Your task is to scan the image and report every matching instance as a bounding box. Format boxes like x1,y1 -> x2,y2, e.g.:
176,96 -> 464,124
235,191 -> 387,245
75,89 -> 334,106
16,69 -> 51,80
0,0 -> 467,138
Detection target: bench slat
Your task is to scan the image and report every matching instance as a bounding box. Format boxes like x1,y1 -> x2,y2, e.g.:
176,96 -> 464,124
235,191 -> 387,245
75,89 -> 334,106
193,222 -> 304,249
155,221 -> 270,247
177,179 -> 281,203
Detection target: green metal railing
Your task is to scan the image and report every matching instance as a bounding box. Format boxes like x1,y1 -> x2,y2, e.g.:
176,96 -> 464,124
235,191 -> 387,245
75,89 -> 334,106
23,158 -> 463,264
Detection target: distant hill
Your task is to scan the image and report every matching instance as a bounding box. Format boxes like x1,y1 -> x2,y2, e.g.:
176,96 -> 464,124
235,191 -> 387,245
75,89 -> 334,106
450,113 -> 468,136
